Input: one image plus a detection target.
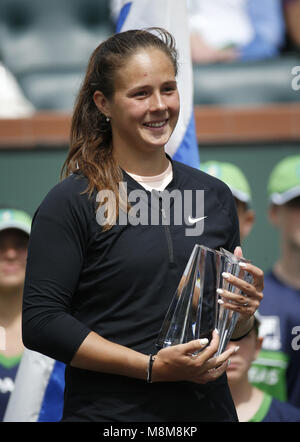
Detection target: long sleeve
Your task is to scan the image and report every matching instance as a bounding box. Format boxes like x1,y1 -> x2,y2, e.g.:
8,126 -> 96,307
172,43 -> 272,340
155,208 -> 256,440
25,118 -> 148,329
22,175 -> 92,364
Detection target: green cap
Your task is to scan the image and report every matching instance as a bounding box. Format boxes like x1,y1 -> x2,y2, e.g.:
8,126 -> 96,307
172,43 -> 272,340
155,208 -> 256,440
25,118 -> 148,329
201,161 -> 252,204
0,208 -> 32,235
268,155 -> 300,205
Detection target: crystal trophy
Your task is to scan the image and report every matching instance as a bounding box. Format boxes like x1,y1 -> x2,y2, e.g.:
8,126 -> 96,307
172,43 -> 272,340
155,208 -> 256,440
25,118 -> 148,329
156,244 -> 219,351
156,244 -> 254,357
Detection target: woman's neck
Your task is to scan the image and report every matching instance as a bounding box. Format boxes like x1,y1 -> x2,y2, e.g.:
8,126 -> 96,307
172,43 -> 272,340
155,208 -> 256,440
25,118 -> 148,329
113,146 -> 170,177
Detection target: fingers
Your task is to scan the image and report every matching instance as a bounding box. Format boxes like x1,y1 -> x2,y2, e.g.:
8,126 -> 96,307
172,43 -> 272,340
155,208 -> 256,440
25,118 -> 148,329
179,330 -> 219,358
218,289 -> 259,316
239,262 -> 264,292
195,345 -> 239,384
154,332 -> 238,384
193,330 -> 220,361
185,330 -> 224,365
202,344 -> 239,372
219,290 -> 259,306
233,246 -> 243,259
178,337 -> 210,356
219,265 -> 264,315
222,271 -> 255,295
202,329 -> 220,357
196,360 -> 230,384
176,331 -> 235,383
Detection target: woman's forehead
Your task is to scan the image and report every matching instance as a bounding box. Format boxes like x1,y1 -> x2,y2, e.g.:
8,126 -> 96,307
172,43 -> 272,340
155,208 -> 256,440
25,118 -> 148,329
113,47 -> 176,89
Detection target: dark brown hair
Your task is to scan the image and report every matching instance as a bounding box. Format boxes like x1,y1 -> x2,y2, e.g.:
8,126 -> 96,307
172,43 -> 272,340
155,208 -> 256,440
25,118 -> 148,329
61,28 -> 178,229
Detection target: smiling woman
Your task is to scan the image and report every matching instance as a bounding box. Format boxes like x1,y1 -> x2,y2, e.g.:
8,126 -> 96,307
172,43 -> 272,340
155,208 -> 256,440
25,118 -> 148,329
22,28 -> 264,422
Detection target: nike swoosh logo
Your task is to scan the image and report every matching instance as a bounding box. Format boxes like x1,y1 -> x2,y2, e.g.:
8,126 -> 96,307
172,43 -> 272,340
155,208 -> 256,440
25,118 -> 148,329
188,215 -> 207,224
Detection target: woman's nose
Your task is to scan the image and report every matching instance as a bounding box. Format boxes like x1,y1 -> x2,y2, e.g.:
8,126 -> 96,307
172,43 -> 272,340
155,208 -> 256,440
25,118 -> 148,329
149,92 -> 167,112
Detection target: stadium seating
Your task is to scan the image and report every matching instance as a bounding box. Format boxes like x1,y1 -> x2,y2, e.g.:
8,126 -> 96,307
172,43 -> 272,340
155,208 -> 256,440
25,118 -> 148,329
193,54 -> 300,107
0,0 -> 299,110
0,0 -> 114,110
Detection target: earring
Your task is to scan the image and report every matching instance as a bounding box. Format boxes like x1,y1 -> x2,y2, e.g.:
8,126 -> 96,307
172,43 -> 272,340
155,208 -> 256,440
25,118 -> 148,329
106,116 -> 110,122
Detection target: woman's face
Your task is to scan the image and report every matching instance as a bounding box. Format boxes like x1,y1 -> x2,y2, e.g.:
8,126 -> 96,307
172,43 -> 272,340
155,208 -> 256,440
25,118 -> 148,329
94,47 -> 180,157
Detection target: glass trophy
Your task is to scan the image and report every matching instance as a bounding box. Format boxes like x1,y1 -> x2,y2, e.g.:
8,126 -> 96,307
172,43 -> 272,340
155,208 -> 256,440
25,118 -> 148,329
156,244 -> 254,357
156,244 -> 219,351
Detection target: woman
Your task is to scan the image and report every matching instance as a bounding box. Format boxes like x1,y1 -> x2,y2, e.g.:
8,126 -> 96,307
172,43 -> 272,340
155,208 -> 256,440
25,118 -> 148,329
22,28 -> 263,422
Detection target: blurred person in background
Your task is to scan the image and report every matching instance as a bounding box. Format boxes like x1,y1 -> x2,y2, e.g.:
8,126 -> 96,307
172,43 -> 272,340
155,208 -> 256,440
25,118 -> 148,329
110,1 -> 286,64
250,155 -> 300,409
227,315 -> 300,421
0,207 -> 31,421
201,161 -> 255,242
187,0 -> 285,64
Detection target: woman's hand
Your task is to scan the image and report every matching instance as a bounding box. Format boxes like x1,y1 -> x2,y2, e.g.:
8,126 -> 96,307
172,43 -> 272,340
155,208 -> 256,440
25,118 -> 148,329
152,330 -> 239,384
216,246 -> 264,340
218,247 -> 264,320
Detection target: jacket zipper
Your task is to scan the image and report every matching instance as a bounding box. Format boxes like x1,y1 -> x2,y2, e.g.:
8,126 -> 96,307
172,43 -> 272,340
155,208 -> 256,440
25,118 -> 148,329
161,206 -> 175,265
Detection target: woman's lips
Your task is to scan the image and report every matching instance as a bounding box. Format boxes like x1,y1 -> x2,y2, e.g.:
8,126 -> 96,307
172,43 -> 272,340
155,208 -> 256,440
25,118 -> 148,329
143,119 -> 168,130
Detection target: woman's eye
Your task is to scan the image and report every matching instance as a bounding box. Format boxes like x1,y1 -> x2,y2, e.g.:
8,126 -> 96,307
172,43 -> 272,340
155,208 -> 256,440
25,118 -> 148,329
134,91 -> 147,97
163,86 -> 176,93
